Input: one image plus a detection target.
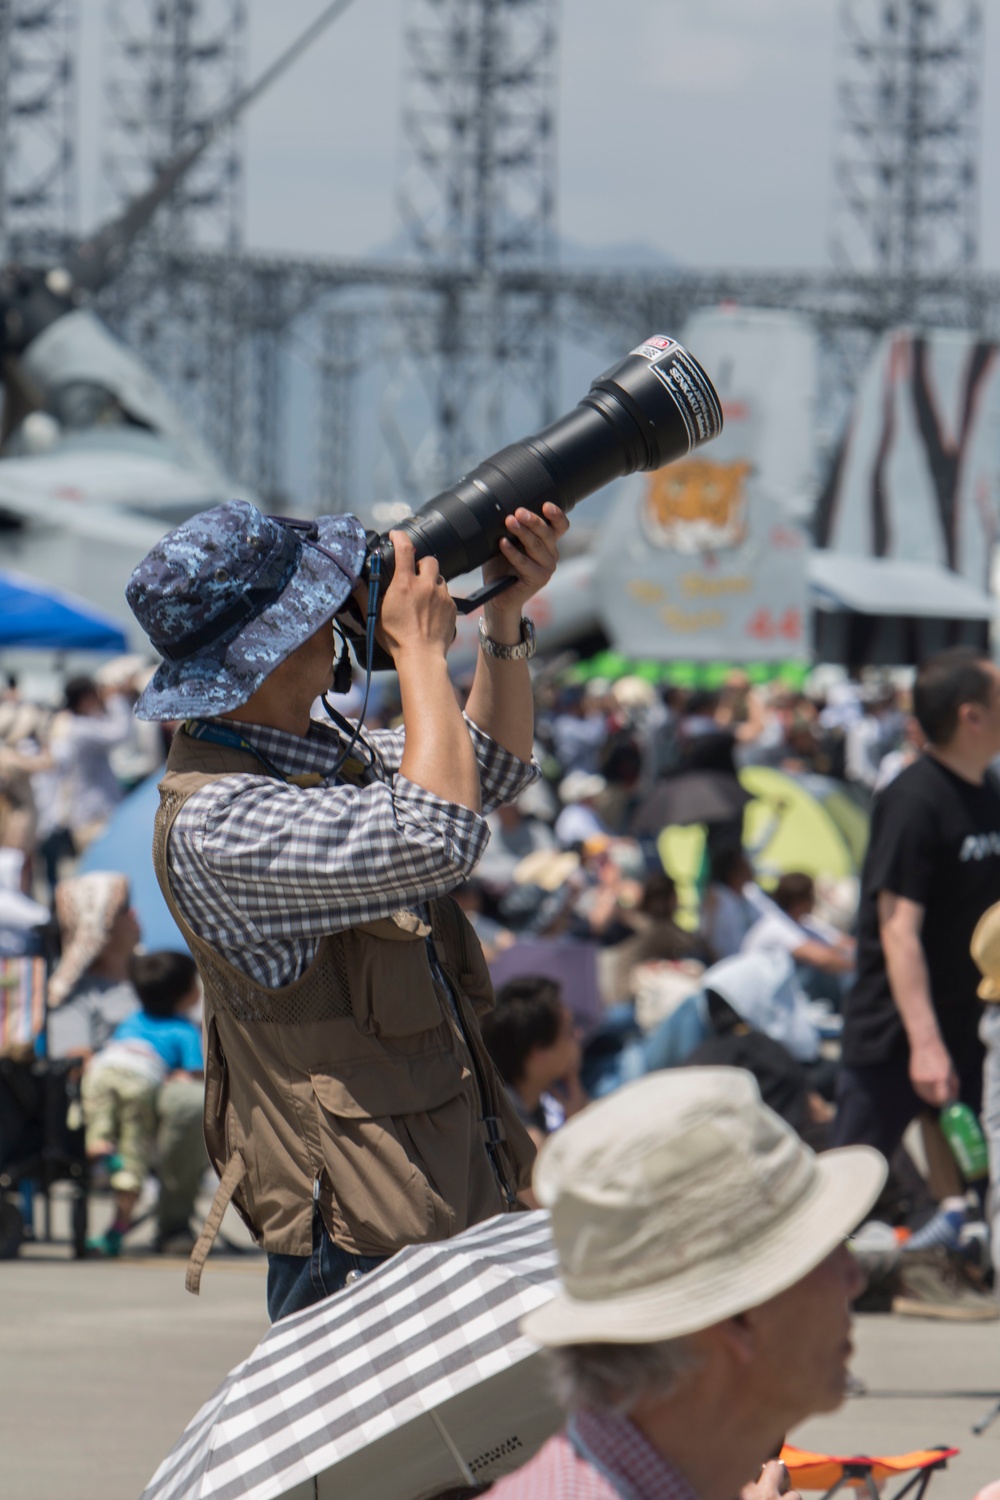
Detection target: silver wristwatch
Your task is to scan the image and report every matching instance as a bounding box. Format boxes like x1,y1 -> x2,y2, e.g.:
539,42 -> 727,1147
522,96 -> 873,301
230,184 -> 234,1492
478,616 -> 537,661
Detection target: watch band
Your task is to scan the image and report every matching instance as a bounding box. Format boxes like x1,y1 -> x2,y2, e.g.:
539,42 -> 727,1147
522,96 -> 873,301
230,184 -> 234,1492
478,616 -> 537,661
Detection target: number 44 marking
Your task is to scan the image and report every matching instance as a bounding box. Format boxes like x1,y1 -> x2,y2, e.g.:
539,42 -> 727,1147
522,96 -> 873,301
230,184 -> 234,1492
746,608 -> 802,641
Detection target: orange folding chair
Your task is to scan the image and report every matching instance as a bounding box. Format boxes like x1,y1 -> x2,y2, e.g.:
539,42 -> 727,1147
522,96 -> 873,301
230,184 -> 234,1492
781,1444 -> 959,1500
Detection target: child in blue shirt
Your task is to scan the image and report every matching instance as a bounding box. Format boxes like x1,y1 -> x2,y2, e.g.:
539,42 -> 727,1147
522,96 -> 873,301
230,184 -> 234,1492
82,949 -> 202,1255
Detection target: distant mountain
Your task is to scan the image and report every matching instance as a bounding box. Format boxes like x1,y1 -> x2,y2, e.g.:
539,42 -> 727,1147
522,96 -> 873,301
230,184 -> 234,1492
554,235 -> 678,270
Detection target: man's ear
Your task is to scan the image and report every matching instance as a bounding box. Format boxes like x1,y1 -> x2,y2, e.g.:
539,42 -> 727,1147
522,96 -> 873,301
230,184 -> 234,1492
339,594 -> 367,629
713,1312 -> 757,1367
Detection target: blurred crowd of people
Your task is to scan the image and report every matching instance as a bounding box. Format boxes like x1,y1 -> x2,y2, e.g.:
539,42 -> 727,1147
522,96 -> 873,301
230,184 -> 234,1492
0,651 -> 990,1309
533,665 -> 920,792
0,660 -> 167,950
0,658 -> 917,959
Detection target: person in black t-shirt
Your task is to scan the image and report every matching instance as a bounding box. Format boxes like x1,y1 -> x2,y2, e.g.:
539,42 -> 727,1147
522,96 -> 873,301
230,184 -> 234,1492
833,648 -> 1000,1161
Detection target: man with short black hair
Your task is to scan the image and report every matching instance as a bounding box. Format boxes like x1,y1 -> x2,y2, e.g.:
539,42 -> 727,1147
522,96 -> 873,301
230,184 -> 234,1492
913,647 -> 996,747
482,975 -> 586,1147
834,648 -> 1000,1172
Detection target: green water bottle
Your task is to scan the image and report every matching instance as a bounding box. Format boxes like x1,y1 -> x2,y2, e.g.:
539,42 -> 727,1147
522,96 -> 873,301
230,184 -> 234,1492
939,1102 -> 989,1182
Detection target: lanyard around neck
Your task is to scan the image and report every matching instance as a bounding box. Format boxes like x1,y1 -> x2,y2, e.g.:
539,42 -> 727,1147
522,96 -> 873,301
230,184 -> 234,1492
182,718 -> 370,787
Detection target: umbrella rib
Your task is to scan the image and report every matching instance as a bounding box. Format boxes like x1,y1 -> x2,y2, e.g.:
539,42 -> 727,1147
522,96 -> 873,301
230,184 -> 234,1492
429,1410 -> 478,1487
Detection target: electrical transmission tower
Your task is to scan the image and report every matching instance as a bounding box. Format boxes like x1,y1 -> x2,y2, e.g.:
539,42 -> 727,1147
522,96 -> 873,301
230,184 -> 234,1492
376,0 -> 559,514
0,0 -> 77,265
99,0 -> 253,479
833,0 -> 983,291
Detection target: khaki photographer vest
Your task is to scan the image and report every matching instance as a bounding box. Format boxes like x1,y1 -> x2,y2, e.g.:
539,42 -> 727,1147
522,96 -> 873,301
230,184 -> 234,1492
152,731 -> 535,1292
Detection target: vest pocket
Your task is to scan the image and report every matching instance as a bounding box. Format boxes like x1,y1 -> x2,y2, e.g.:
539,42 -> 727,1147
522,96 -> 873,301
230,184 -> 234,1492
310,1061 -> 474,1254
341,922 -> 444,1037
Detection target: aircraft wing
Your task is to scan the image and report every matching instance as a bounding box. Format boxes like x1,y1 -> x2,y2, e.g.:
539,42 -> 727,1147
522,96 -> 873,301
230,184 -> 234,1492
0,443 -> 245,647
0,437 -> 240,523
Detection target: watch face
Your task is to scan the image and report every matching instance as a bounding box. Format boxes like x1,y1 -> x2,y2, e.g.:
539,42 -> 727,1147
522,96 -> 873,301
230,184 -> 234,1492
522,618 -> 536,646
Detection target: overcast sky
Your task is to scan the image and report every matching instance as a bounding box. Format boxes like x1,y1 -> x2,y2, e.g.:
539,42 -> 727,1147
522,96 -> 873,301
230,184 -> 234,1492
71,0 -> 1000,274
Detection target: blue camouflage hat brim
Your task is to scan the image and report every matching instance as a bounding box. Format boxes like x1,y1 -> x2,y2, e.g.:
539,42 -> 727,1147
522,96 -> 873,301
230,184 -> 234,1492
132,511 -> 368,721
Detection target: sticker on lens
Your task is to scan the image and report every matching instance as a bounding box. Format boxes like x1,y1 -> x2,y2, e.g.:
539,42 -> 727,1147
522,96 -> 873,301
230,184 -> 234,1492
630,335 -> 679,361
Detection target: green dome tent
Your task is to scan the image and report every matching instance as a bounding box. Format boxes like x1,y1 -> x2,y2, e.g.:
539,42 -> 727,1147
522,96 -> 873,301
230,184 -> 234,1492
657,767 -> 869,925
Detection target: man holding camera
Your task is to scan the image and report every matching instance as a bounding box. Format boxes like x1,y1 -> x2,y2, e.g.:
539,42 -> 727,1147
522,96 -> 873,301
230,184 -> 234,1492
126,495 -> 567,1318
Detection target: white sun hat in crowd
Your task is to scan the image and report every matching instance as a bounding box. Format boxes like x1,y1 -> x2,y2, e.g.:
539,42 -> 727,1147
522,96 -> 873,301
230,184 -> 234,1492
522,1067 -> 885,1347
558,771 -> 607,804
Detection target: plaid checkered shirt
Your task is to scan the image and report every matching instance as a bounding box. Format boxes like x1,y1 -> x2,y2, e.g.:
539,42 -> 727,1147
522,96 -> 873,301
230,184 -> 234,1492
488,1410 -> 702,1500
165,713 -> 538,988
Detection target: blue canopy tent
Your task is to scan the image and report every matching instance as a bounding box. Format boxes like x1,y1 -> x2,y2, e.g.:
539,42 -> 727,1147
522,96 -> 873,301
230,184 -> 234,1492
80,770 -> 187,952
0,569 -> 127,652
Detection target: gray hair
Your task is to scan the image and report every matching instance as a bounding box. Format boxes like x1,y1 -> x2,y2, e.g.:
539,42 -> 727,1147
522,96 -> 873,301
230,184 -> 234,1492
546,1338 -> 701,1416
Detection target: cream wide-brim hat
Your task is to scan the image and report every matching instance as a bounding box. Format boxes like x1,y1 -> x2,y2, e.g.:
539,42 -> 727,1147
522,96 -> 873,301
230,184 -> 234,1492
522,1068 -> 886,1347
971,902 -> 1000,1001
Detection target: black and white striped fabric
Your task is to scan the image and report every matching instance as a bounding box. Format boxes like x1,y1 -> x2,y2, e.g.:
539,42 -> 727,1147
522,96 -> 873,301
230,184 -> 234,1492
142,1212 -> 561,1500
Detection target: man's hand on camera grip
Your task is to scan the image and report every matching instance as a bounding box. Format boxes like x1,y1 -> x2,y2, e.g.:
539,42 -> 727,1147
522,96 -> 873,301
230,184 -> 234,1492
482,502 -> 569,635
377,530 -> 457,661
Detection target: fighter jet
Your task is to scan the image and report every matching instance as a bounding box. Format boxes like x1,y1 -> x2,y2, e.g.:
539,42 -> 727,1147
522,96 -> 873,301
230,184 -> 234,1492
0,0 -> 356,646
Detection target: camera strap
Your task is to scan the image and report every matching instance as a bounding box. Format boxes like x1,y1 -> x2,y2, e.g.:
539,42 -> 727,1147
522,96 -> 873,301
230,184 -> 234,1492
322,549 -> 381,779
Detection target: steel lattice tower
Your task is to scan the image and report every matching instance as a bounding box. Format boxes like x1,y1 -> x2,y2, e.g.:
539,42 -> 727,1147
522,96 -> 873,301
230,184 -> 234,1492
102,0 -> 245,250
99,0 -> 255,481
833,0 -> 982,283
376,0 -> 559,512
0,0 -> 77,265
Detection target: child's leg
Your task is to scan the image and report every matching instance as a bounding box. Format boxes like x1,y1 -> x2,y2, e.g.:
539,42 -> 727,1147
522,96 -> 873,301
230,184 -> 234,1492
82,1068 -> 157,1254
80,1067 -> 118,1163
111,1073 -> 158,1229
110,1187 -> 140,1233
155,1075 -> 207,1242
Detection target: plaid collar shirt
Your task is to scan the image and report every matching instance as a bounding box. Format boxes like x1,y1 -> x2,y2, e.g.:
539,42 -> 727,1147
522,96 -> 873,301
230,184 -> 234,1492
164,713 -> 538,989
488,1409 -> 702,1500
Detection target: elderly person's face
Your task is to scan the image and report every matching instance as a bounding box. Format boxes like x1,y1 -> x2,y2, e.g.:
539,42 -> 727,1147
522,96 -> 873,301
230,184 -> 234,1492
734,1242 -> 864,1427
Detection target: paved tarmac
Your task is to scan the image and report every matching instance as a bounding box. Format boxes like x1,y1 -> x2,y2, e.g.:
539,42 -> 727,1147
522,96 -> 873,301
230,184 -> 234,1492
2,1202 -> 1000,1500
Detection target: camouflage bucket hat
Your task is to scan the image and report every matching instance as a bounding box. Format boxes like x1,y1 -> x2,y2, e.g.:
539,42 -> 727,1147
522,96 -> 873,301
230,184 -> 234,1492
126,499 -> 368,721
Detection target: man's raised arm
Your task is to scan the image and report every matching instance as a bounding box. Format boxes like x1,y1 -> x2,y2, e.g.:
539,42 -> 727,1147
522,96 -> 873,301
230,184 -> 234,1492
464,501 -> 568,762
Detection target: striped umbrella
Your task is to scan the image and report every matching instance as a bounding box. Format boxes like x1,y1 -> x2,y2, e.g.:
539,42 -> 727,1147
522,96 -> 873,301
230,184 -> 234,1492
141,1212 -> 561,1500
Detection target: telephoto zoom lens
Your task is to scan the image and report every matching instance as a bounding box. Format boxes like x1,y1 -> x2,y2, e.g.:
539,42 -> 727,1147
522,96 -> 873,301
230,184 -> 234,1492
368,334 -> 723,586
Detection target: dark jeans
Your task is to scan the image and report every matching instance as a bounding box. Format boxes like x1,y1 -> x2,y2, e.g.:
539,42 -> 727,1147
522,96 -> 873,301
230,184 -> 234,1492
266,1216 -> 386,1321
832,1050 -> 984,1162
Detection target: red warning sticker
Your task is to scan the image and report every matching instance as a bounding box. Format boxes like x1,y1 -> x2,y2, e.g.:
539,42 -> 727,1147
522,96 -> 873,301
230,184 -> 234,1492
630,335 -> 678,361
